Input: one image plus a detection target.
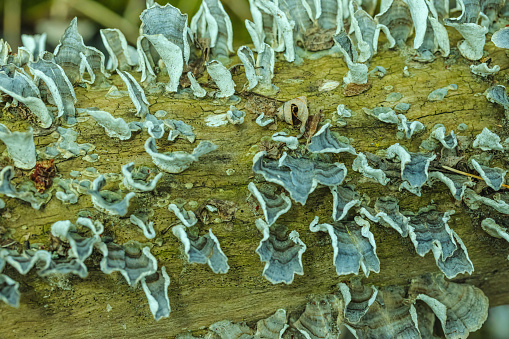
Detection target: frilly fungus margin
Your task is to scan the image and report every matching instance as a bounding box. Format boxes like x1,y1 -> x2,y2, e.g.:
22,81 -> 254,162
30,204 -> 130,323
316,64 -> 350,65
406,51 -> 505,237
0,0 -> 508,336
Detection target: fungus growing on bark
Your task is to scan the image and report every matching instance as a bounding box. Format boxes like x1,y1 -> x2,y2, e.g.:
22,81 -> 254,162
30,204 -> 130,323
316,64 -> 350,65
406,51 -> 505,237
255,219 -> 306,284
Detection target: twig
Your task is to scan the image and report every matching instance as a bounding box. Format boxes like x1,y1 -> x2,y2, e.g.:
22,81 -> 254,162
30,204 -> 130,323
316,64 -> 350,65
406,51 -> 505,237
442,165 -> 509,189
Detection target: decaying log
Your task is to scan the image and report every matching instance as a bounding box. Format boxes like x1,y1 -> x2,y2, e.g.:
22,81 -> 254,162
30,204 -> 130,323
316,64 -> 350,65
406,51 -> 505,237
1,30 -> 509,338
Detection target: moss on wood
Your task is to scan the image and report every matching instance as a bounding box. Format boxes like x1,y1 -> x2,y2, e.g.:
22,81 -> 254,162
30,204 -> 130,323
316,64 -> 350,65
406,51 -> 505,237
1,31 -> 508,337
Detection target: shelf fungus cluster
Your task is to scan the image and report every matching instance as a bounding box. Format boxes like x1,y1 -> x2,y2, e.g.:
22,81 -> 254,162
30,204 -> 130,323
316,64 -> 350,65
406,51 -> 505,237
0,0 -> 508,335
169,273 -> 489,338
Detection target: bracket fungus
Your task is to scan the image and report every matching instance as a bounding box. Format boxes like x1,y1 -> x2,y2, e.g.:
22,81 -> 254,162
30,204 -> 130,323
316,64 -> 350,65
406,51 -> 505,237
21,33 -> 46,57
207,320 -> 254,338
165,119 -> 196,143
97,241 -> 158,287
168,203 -> 198,227
51,218 -> 104,263
463,188 -> 509,214
349,0 -> 395,63
492,26 -> 509,48
1,0 -> 508,332
0,66 -> 52,128
85,108 -> 131,140
407,207 -> 457,259
100,28 -> 137,71
293,295 -> 339,339
206,60 -> 236,98
52,127 -> 95,159
130,214 -> 156,239
333,32 -> 369,86
271,132 -> 298,150
336,104 -> 352,118
309,216 -> 380,277
54,17 -> 108,85
386,143 -> 436,195
481,218 -> 509,243
0,274 -> 20,308
443,0 -> 487,59
117,70 -> 150,118
471,159 -> 507,191
87,175 -> 136,216
2,249 -> 52,275
172,225 -> 229,274
1,247 -> 89,279
427,172 -> 475,201
331,185 -> 361,221
255,219 -> 306,284
0,166 -> 45,210
138,3 -> 190,92
409,274 -> 489,339
352,152 -> 390,186
341,284 -> 420,338
122,162 -> 162,192
485,85 -> 509,117
363,106 -> 399,124
361,196 -> 409,237
0,124 -> 36,170
141,267 -> 171,321
248,182 -> 291,226
187,72 -> 207,98
191,0 -> 234,62
255,43 -> 277,94
427,125 -> 458,150
28,55 -> 77,124
238,46 -> 259,90
252,151 -> 347,205
255,308 -> 288,338
226,106 -> 246,125
375,0 -> 412,47
427,84 -> 458,101
307,123 -> 356,155
338,279 -> 378,323
471,62 -> 500,77
144,113 -> 165,139
406,207 -> 473,279
255,112 -> 274,127
252,0 -> 296,62
363,107 -> 424,138
472,127 -> 504,151
397,114 -> 425,139
145,137 -> 217,174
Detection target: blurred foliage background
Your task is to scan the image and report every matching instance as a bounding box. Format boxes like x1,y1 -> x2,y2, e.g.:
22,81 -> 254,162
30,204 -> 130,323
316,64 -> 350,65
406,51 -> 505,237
1,0 -> 251,51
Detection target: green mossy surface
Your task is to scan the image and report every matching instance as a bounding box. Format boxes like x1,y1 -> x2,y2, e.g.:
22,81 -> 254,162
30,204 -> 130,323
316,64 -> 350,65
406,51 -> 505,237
1,31 -> 509,337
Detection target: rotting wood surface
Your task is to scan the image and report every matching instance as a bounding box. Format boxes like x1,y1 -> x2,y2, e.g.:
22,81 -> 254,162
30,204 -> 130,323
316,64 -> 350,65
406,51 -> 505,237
1,31 -> 509,338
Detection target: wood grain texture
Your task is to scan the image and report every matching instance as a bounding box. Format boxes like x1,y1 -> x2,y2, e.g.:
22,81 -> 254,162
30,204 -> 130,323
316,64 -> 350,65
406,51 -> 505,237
1,31 -> 508,338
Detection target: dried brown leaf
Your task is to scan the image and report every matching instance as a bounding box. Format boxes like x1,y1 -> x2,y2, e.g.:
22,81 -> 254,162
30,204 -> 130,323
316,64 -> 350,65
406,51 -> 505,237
245,93 -> 279,117
276,96 -> 309,135
30,159 -> 56,193
305,113 -> 323,140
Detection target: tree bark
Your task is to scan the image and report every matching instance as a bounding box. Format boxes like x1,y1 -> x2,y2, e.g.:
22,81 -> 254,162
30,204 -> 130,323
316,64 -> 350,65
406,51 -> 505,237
1,34 -> 508,337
